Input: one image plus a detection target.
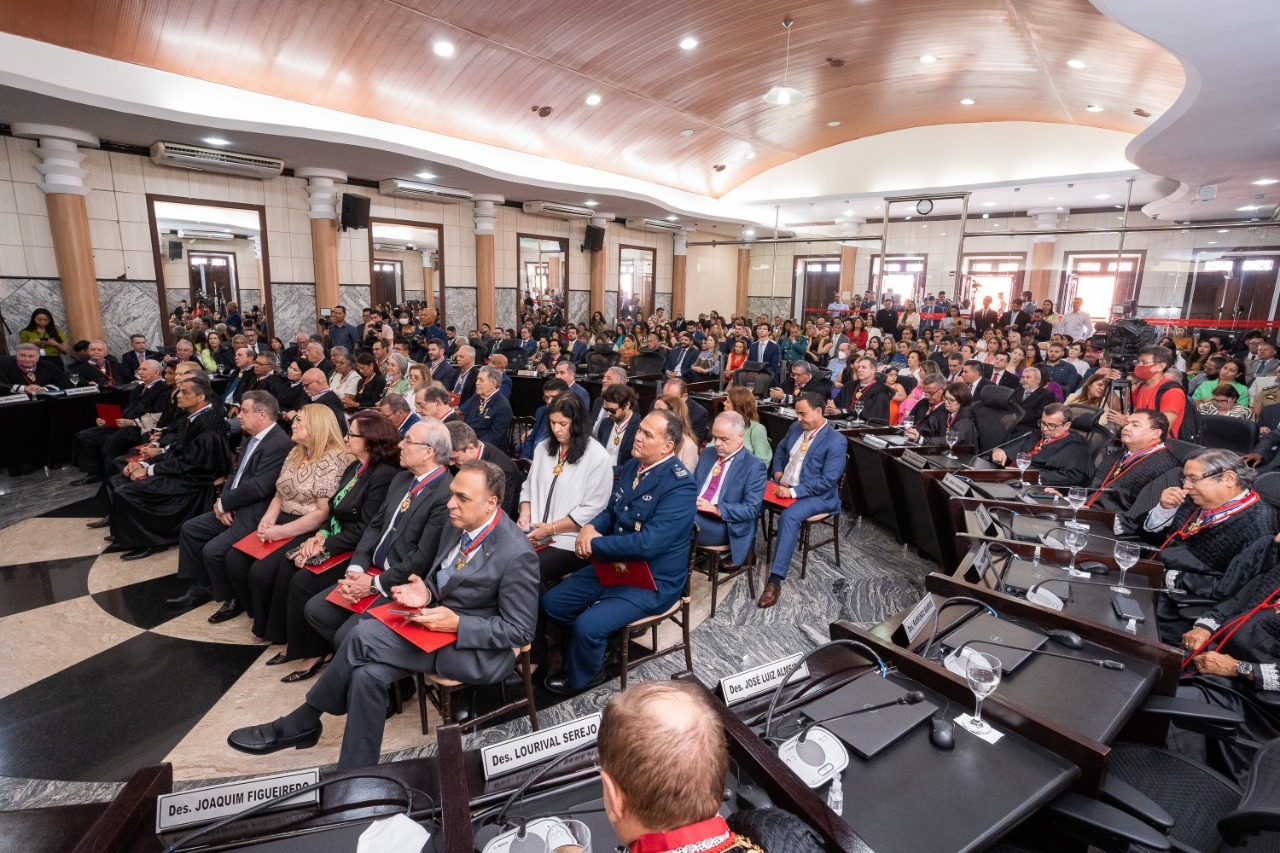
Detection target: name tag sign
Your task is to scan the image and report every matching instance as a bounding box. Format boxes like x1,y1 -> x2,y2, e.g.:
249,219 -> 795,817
940,473 -> 971,497
862,435 -> 888,449
974,503 -> 996,535
482,713 -> 601,780
0,393 -> 28,406
892,594 -> 938,646
517,369 -> 540,377
901,449 -> 929,470
719,653 -> 810,705
64,385 -> 100,397
156,768 -> 319,833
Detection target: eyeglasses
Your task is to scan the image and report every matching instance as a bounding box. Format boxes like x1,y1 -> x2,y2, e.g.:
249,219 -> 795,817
347,431 -> 363,438
1038,420 -> 1067,430
401,439 -> 432,447
603,406 -> 620,414
1181,470 -> 1224,485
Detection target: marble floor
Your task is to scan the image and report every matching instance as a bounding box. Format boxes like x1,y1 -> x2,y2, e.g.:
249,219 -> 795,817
0,475 -> 933,810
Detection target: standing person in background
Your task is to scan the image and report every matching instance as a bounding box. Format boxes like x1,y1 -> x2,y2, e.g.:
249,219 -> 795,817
19,308 -> 69,368
1056,296 -> 1094,342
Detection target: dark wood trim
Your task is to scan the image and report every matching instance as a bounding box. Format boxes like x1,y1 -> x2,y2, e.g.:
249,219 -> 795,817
146,193 -> 273,343
791,252 -> 841,323
71,763 -> 172,853
367,217 -> 446,323
618,243 -> 657,318
1057,248 -> 1148,309
945,495 -> 1120,572
516,232 -> 569,320
435,726 -> 475,853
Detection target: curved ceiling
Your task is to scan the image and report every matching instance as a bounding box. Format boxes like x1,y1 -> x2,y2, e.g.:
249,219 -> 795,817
0,0 -> 1183,197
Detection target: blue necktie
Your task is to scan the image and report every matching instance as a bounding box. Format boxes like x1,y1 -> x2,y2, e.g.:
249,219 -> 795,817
372,483 -> 418,567
436,531 -> 473,589
229,435 -> 258,490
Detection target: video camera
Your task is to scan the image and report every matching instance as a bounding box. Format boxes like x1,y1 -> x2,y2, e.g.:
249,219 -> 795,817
1088,317 -> 1158,375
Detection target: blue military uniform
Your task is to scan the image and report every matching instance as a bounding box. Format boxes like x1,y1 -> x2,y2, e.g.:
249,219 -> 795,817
768,420 -> 846,581
541,455 -> 697,688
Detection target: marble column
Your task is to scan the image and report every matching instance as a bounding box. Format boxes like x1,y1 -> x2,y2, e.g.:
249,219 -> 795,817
589,216 -> 608,318
1026,209 -> 1062,303
473,195 -> 503,329
735,247 -> 751,318
672,231 -> 688,320
296,168 -> 346,314
12,124 -> 103,342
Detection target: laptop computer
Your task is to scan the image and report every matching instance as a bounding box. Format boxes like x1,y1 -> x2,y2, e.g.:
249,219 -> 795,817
800,676 -> 938,760
970,480 -> 1026,502
939,613 -> 1047,673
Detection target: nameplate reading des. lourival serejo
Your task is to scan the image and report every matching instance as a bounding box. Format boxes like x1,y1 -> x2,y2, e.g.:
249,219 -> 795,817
719,653 -> 811,705
481,713 -> 601,780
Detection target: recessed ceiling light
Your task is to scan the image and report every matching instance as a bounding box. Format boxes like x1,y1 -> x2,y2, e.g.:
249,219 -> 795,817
982,201 -> 996,207
680,37 -> 698,50
585,200 -> 599,207
1095,193 -> 1111,200
982,213 -> 990,219
1254,179 -> 1279,185
203,137 -> 231,146
920,54 -> 937,64
843,209 -> 853,216
960,98 -> 975,106
665,215 -> 678,221
745,151 -> 756,159
433,41 -> 455,57
827,120 -> 841,127
1056,206 -> 1064,211
904,215 -> 912,220
681,128 -> 694,137
1085,104 -> 1104,112
992,223 -> 1000,228
1067,58 -> 1087,70
416,171 -> 436,180
744,228 -> 756,236
1238,205 -> 1262,211
1206,241 -> 1218,244
585,93 -> 602,106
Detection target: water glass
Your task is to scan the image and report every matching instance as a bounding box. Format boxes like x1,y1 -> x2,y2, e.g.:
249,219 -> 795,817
1064,521 -> 1089,576
1112,541 -> 1140,594
945,430 -> 959,459
1015,452 -> 1032,486
1066,486 -> 1087,519
963,652 -> 1002,735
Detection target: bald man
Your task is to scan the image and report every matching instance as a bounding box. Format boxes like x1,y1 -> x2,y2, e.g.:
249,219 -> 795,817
72,339 -> 123,387
284,368 -> 347,434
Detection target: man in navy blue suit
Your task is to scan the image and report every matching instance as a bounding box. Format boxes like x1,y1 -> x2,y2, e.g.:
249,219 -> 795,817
596,383 -> 641,476
460,365 -> 512,446
554,359 -> 590,407
694,411 -> 766,573
665,331 -> 698,381
564,326 -> 589,365
542,409 -> 696,693
749,323 -> 781,386
759,392 -> 845,608
423,338 -> 456,391
518,326 -> 538,355
519,377 -> 568,459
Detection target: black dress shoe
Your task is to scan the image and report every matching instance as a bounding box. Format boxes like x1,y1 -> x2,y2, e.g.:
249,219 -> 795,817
86,518 -> 110,529
281,655 -> 331,683
544,671 -> 607,696
386,677 -> 417,718
70,475 -> 102,486
101,543 -> 131,554
450,690 -> 474,725
122,546 -> 167,561
265,652 -> 290,666
227,720 -> 322,755
166,585 -> 213,608
208,599 -> 244,623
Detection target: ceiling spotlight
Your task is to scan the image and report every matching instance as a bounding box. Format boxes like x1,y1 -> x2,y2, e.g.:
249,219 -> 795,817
433,41 -> 455,57
843,209 -> 853,215
666,215 -> 678,221
744,228 -> 756,236
713,164 -> 726,172
203,137 -> 232,146
1206,241 -> 1218,244
585,200 -> 599,207
982,201 -> 996,207
1056,206 -> 1064,211
1067,58 -> 1087,70
920,54 -> 937,64
1095,193 -> 1111,200
1238,205 -> 1262,211
762,19 -> 805,106
585,93 -> 602,106
681,128 -> 695,137
1085,104 -> 1104,112
960,98 -> 975,106
827,120 -> 841,127
982,213 -> 990,219
992,223 -> 1000,228
745,151 -> 756,159
416,171 -> 436,180
1254,178 -> 1279,185
1218,229 -> 1229,233
680,37 -> 698,50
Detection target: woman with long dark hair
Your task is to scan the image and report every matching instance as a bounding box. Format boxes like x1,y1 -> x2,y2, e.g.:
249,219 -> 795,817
19,308 -> 68,357
518,393 -> 612,583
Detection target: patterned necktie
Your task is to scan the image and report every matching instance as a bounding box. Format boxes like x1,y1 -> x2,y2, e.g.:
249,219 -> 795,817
229,435 -> 258,490
701,456 -> 727,501
436,531 -> 473,589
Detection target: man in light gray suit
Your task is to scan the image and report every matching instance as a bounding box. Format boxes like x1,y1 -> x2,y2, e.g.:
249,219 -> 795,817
228,460 -> 539,770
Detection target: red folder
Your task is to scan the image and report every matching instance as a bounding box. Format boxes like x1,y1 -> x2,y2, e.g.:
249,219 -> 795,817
96,403 -> 124,425
764,481 -> 797,508
304,551 -> 355,574
324,568 -> 383,612
232,532 -> 293,560
448,392 -> 461,408
592,557 -> 658,591
369,603 -> 458,653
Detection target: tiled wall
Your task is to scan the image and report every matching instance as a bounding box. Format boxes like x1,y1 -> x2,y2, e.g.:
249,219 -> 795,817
1,276 -> 162,354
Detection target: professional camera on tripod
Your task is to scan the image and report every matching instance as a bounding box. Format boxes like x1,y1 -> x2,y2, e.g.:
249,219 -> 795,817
1088,316 -> 1159,412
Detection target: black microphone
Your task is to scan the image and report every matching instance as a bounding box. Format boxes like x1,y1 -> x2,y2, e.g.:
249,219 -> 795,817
979,433 -> 1033,459
797,692 -> 926,742
762,639 -> 889,741
1038,525 -> 1163,552
948,637 -> 1125,670
920,596 -> 1000,661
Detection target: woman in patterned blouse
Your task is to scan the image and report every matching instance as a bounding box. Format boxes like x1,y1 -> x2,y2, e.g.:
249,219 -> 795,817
222,405 -> 353,644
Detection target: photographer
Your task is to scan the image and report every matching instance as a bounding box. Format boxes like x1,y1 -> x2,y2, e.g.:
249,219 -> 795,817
1098,344 -> 1187,438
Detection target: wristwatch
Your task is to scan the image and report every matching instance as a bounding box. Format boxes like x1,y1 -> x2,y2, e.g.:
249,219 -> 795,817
1236,661 -> 1255,679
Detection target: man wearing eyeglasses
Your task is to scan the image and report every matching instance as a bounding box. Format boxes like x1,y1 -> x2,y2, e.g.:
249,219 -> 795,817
1057,409 -> 1176,534
990,403 -> 1092,487
770,361 -> 832,405
694,412 -> 767,579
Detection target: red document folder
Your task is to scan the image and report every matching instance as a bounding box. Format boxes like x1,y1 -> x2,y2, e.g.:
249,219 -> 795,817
304,551 -> 355,574
448,392 -> 461,408
232,532 -> 293,560
95,403 -> 124,425
369,603 -> 458,653
764,481 -> 797,508
324,568 -> 383,612
592,557 -> 658,591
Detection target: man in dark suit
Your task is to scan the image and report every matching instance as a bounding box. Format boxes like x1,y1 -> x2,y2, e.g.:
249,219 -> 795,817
304,341 -> 334,378
1042,342 -> 1082,395
414,382 -> 461,426
999,299 -> 1031,334
929,337 -> 957,373
172,391 -> 295,611
289,368 -> 348,435
517,326 -> 538,355
220,347 -> 256,411
554,359 -> 591,408
760,393 -> 845,608
229,460 -> 538,768
281,333 -> 311,368
70,359 -> 168,485
119,334 -> 161,384
597,383 -> 641,476
378,393 -> 421,437
662,377 -> 709,444
1,343 -> 63,394
590,367 -> 629,435
521,378 -> 568,460
543,410 -> 697,693
828,356 -> 893,423
664,331 -> 698,381
990,403 -> 1093,487
874,298 -> 899,340
905,375 -> 948,434
961,359 -> 993,400
423,338 -> 456,391
450,345 -> 479,404
302,419 -> 455,650
1012,367 -> 1057,432
460,365 -> 513,446
447,420 -> 522,518
694,411 -> 767,574
246,352 -> 289,398
68,339 -> 123,386
972,296 -> 999,333
989,352 -> 1020,389
769,361 -> 833,405
749,323 -> 781,385
564,326 -> 589,365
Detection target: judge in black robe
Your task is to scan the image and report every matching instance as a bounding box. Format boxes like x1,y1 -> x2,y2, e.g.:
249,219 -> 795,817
1086,443 -> 1177,518
827,357 -> 892,425
104,377 -> 232,558
71,363 -> 168,481
991,406 -> 1093,488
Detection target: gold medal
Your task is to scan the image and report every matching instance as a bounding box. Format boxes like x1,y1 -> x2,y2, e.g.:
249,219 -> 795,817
552,462 -> 564,475
613,435 -> 621,446
634,521 -> 642,531
454,554 -> 467,572
478,403 -> 485,415
711,462 -> 722,476
800,442 -> 809,452
400,496 -> 412,512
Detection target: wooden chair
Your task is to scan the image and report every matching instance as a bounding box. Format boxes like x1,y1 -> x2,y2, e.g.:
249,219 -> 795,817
692,536 -> 756,618
617,527 -> 697,689
762,474 -> 844,579
414,645 -> 538,735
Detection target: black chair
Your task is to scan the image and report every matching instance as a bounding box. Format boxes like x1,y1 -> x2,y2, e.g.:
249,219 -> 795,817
897,375 -> 918,396
508,416 -> 534,459
762,474 -> 844,580
629,350 -> 666,378
1168,438 -> 1201,464
502,349 -> 529,370
732,369 -> 773,396
971,385 -> 1024,453
1063,404 -> 1102,432
1199,414 -> 1258,454
1255,471 -> 1280,510
616,526 -> 697,689
585,349 -> 619,376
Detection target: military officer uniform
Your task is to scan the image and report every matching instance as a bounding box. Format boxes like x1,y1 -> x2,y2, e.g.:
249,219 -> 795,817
541,454 -> 697,689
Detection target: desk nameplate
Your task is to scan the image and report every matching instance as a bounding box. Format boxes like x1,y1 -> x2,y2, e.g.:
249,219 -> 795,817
481,713 -> 601,780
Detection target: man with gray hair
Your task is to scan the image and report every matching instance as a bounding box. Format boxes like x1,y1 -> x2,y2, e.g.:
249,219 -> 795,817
72,339 -> 122,386
1,342 -> 61,395
71,358 -> 168,485
450,344 -> 478,403
693,411 -> 768,589
460,364 -> 512,445
246,350 -> 287,397
378,392 -> 420,437
416,381 -> 461,424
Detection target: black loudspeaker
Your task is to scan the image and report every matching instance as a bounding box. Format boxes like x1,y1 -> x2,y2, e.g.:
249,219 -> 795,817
341,193 -> 371,231
583,224 -> 605,252
167,240 -> 183,261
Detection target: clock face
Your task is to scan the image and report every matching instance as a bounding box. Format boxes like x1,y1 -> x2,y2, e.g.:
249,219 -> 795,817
916,199 -> 934,216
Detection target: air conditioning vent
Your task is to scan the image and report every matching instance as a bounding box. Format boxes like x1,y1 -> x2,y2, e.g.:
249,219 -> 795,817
523,201 -> 595,219
378,179 -> 473,203
150,142 -> 284,179
624,218 -> 686,234
179,229 -> 235,241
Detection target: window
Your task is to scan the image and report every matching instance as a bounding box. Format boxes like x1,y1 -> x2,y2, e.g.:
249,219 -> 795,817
1061,252 -> 1145,319
870,255 -> 928,302
961,253 -> 1026,309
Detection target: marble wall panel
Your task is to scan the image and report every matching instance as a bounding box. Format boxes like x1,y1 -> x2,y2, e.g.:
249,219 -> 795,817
747,296 -> 792,321
269,282 -> 318,340
404,290 -> 425,304
445,287 -> 476,335
604,291 -> 617,326
338,285 -> 370,312
239,289 -> 261,311
568,291 -> 589,327
654,292 -> 672,320
1,277 -> 64,353
97,279 -> 161,355
165,288 -> 187,311
495,287 -> 517,331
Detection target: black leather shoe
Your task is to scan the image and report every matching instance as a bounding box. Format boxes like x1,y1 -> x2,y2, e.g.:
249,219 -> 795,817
101,543 -> 131,554
227,720 -> 322,755
70,475 -> 102,486
208,599 -> 244,623
450,691 -> 474,725
122,546 -> 166,561
544,671 -> 607,696
86,518 -> 110,529
167,585 -> 213,608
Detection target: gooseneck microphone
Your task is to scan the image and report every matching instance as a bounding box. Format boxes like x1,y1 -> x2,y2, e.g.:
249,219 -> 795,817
948,638 -> 1125,671
762,639 -> 889,741
796,692 -> 926,743
920,597 -> 1000,661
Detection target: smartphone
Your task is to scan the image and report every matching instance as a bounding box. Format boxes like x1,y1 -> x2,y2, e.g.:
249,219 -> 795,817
388,609 -> 415,617
1112,594 -> 1145,623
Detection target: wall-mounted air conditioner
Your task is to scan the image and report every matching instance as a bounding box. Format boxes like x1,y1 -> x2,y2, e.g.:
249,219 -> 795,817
378,179 -> 474,203
523,201 -> 595,219
179,229 -> 235,241
150,142 -> 284,179
624,218 -> 686,234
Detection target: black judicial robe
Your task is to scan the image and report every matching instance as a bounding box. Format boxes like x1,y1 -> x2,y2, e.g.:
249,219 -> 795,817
918,406 -> 979,448
908,398 -> 948,437
0,356 -> 63,392
1149,498 -> 1278,600
1003,431 -> 1094,488
1087,445 -> 1177,517
833,380 -> 893,425
105,406 -> 232,548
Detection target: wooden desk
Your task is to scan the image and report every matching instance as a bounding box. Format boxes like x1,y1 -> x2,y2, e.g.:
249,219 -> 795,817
947,496 -> 1120,573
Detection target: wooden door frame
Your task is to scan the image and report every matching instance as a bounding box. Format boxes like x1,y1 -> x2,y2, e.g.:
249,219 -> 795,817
1181,245 -> 1280,322
618,244 -> 657,318
186,250 -> 238,307
792,253 -> 842,321
366,218 -> 446,322
517,233 -> 569,317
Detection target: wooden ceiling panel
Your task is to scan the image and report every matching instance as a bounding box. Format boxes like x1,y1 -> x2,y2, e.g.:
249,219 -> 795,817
0,0 -> 1184,194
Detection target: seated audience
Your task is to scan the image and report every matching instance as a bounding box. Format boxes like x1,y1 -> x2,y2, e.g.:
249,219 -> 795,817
553,358 -> 590,407
662,378 -> 710,443
597,384 -> 641,476
384,352 -> 412,397
70,339 -> 122,386
589,366 -> 629,434
327,349 -> 360,399
1192,357 -> 1250,407
695,411 -> 767,572
1196,384 -> 1255,420
229,460 -> 538,766
275,357 -> 313,414
770,361 -> 832,405
346,352 -> 386,409
70,359 -> 167,485
1012,366 -> 1056,431
378,392 -> 421,437
245,351 -> 288,398
415,381 -> 461,425
903,382 -> 978,448
827,356 -> 892,423
460,364 -> 513,445
1079,409 -> 1177,530
723,386 -> 772,465
1,342 -> 63,395
120,333 -> 160,383
446,420 -> 522,518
